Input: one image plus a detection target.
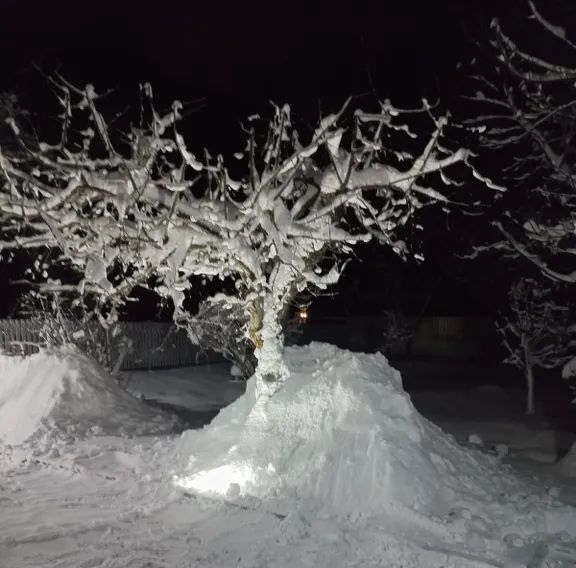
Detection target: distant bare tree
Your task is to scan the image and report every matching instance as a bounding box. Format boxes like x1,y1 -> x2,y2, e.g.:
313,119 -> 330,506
468,1 -> 576,416
497,278 -> 573,414
470,1 -> 576,283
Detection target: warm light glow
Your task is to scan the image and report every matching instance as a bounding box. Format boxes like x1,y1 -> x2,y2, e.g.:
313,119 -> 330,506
297,308 -> 308,321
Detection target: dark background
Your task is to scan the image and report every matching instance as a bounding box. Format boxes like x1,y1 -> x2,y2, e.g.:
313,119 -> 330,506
0,0 -> 535,319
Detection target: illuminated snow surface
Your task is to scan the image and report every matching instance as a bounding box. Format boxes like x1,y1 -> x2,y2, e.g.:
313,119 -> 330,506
2,343 -> 576,567
0,347 -> 179,450
173,344 -> 523,517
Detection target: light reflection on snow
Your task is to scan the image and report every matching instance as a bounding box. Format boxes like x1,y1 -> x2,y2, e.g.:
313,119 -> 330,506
174,463 -> 256,496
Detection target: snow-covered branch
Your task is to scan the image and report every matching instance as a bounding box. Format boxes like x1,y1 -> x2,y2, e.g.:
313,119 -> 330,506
469,2 -> 576,284
0,80 -> 489,396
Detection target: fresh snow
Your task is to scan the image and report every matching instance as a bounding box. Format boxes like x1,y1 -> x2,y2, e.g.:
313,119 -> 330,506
174,344 -> 517,520
123,363 -> 244,414
0,347 -> 178,450
1,343 -> 576,567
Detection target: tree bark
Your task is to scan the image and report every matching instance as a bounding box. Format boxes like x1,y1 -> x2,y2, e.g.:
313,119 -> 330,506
253,294 -> 289,399
524,342 -> 535,415
250,263 -> 296,400
525,364 -> 535,415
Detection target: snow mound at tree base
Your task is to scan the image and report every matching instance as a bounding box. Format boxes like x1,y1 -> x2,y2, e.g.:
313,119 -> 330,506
0,346 -> 179,448
173,343 -> 530,522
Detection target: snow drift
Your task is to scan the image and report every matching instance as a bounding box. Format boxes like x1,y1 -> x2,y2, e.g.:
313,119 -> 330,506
173,343 -> 527,522
0,346 -> 178,447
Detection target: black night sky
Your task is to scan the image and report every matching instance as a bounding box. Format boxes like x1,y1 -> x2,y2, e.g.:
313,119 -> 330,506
0,0 -> 531,319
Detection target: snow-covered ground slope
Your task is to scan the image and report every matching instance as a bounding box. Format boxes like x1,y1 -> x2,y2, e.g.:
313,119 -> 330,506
411,385 -> 574,462
2,343 -> 576,567
0,347 -> 178,451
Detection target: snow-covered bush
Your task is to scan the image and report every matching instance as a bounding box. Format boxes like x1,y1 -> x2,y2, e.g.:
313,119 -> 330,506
18,292 -> 131,377
0,80 -> 494,398
497,278 -> 573,414
186,295 -> 257,379
187,293 -> 306,379
378,310 -> 413,355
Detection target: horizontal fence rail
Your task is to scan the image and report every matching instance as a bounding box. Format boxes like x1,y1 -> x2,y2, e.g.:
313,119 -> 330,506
0,319 -> 223,370
0,318 -> 41,356
118,321 -> 222,370
0,315 -> 498,369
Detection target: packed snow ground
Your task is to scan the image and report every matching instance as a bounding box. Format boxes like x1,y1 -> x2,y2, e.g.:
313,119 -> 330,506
1,344 -> 576,567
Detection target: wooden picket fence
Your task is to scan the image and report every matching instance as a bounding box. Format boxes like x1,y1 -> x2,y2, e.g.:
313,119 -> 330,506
0,319 -> 222,370
119,321 -> 222,369
0,319 -> 41,356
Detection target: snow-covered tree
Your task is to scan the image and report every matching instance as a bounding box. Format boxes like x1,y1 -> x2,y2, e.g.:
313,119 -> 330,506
189,291 -> 307,379
467,1 -> 576,405
469,1 -> 576,283
497,278 -> 572,414
0,79 -> 492,399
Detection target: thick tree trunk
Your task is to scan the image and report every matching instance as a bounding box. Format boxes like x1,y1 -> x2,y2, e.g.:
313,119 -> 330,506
111,336 -> 133,380
253,301 -> 289,399
524,343 -> 535,415
525,364 -> 535,415
250,264 -> 294,400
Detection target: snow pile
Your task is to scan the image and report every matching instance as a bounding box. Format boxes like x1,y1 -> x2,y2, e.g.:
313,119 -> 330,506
172,343 -> 522,520
0,346 -> 178,448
